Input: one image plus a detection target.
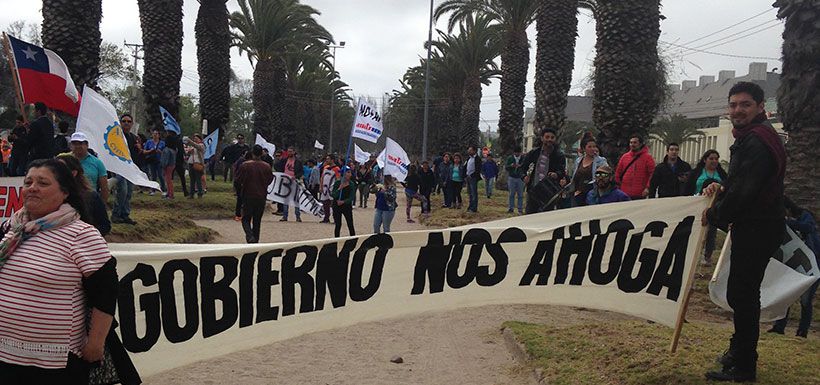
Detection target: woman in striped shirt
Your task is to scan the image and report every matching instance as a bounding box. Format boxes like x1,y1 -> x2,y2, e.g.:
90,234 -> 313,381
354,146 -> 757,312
0,159 -> 119,384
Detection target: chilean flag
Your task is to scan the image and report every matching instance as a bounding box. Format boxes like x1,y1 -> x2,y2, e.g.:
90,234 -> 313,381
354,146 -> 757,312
6,34 -> 81,116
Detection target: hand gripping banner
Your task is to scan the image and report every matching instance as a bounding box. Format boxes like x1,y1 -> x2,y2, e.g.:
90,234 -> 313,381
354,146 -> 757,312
111,197 -> 708,376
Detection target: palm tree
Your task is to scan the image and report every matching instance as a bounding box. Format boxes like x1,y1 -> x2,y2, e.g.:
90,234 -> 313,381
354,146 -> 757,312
435,0 -> 538,156
591,0 -> 665,163
138,0 -> 184,129
533,0 -> 595,138
230,0 -> 331,144
774,0 -> 820,216
649,114 -> 704,146
431,15 -> 502,148
41,0 -> 102,90
196,0 -> 231,138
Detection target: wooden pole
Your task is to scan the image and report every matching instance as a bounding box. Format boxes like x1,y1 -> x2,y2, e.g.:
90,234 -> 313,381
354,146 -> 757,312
669,194 -> 718,353
2,33 -> 28,124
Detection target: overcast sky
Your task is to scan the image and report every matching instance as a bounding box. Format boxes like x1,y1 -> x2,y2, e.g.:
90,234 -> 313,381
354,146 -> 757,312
2,0 -> 784,131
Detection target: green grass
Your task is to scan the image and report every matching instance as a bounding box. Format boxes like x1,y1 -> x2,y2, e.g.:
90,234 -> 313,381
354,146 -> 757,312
423,180 -> 517,227
504,320 -> 819,385
105,178 -> 235,243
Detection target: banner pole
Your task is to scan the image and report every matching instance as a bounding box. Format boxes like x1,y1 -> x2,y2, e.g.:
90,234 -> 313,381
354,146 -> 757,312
2,33 -> 28,124
338,98 -> 359,199
669,194 -> 718,353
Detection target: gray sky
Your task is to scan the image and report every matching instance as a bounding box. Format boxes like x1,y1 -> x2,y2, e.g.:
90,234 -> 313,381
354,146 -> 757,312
2,0 -> 784,131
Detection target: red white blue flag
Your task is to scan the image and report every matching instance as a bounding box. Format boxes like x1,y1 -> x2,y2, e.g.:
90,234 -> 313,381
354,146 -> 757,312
6,34 -> 81,116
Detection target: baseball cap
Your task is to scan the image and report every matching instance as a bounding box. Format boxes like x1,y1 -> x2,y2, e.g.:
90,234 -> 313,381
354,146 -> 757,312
70,132 -> 89,143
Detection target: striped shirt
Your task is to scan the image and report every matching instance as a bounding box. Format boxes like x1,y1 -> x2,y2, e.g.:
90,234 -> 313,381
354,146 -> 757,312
0,220 -> 111,369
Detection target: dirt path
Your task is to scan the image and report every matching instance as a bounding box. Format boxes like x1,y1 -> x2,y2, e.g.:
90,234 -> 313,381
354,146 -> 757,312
145,194 -> 630,384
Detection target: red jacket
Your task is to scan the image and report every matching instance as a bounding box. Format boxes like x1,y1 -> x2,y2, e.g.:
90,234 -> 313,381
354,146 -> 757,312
615,146 -> 655,198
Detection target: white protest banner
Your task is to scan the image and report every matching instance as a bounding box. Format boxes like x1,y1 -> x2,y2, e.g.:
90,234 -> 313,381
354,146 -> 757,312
376,137 -> 410,182
709,225 -> 820,321
265,172 -> 323,217
255,134 -> 276,156
354,143 -> 371,164
111,196 -> 708,377
350,98 -> 383,143
0,177 -> 23,219
203,128 -> 219,160
77,86 -> 160,190
314,140 -> 324,150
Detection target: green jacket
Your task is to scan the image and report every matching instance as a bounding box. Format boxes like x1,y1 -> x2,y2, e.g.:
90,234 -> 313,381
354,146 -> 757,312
505,154 -> 526,179
331,179 -> 357,205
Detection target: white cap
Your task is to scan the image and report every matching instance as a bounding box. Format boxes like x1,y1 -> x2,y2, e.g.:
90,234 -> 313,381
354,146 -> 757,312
70,132 -> 89,143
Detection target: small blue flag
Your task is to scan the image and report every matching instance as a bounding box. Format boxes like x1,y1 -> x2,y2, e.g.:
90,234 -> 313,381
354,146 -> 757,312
159,105 -> 181,134
203,128 -> 219,160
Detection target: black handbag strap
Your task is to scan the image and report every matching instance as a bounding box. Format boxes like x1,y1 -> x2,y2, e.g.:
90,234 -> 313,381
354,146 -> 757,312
618,153 -> 642,181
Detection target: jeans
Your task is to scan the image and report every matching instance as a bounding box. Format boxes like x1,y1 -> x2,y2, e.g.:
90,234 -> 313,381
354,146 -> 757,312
466,176 -> 478,212
223,160 -> 233,182
112,174 -> 133,219
333,203 -> 355,237
508,177 -> 524,212
449,181 -> 463,207
242,197 -> 266,243
485,177 -> 494,197
148,161 -> 165,192
725,219 -> 784,369
374,209 -> 395,233
282,204 -> 301,220
358,183 -> 370,207
189,164 -> 203,197
405,190 -> 429,219
772,277 -> 819,335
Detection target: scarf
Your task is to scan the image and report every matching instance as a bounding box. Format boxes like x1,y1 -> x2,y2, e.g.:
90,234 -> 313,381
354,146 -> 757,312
732,112 -> 787,201
0,203 -> 79,271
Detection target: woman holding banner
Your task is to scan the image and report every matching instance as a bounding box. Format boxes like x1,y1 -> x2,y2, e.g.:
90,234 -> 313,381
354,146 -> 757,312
331,168 -> 357,237
0,159 -> 139,384
373,175 -> 397,233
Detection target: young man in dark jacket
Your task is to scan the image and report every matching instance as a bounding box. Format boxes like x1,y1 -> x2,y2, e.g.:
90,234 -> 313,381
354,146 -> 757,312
464,146 -> 482,213
521,128 -> 566,214
27,102 -> 55,164
703,82 -> 786,382
648,142 -> 692,198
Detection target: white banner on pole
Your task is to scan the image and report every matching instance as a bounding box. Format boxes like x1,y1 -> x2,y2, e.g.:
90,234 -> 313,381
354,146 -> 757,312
354,143 -> 370,164
376,137 -> 410,182
76,86 -> 160,190
265,172 -> 323,217
110,197 -> 709,377
314,140 -> 324,150
255,134 -> 276,156
709,225 -> 820,321
350,98 -> 383,143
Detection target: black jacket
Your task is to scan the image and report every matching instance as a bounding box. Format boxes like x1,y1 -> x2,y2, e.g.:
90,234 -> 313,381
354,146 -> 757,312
707,133 -> 785,230
275,157 -> 303,179
649,157 -> 692,198
419,169 -> 436,194
27,116 -> 54,161
463,154 -> 482,179
521,145 -> 566,189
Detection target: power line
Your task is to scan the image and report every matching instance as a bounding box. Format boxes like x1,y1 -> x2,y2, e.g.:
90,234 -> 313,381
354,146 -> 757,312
684,23 -> 782,55
683,19 -> 781,52
678,7 -> 776,46
660,40 -> 781,61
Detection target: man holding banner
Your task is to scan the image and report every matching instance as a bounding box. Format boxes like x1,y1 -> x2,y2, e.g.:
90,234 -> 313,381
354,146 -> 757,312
703,82 -> 787,382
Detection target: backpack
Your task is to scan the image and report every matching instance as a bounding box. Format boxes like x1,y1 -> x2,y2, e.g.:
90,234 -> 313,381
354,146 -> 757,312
53,134 -> 70,154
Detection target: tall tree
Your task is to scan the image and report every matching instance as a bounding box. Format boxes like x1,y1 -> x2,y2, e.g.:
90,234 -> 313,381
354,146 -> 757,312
41,0 -> 102,90
196,0 -> 232,137
534,0 -> 596,142
138,0 -> 184,130
435,0 -> 538,156
230,0 -> 331,144
774,0 -> 820,216
649,114 -> 704,146
431,15 -> 502,148
592,0 -> 665,162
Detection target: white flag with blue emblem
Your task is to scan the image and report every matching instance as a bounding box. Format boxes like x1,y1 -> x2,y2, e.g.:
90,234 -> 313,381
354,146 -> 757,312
376,137 -> 409,182
159,105 -> 181,134
77,86 -> 160,190
203,128 -> 219,160
351,98 -> 383,143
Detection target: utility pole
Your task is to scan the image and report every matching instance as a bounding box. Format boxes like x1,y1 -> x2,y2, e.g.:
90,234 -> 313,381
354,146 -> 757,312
328,41 -> 345,154
421,0 -> 434,161
124,41 -> 143,129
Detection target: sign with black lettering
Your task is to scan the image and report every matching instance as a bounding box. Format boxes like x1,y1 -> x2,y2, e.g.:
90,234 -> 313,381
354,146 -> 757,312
0,177 -> 24,219
266,172 -> 323,217
111,197 -> 710,376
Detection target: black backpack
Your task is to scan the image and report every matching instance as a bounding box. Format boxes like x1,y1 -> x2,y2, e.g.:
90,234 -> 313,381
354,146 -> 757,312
53,134 -> 70,154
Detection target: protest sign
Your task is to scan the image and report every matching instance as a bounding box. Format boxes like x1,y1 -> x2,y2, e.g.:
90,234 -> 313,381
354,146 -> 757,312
265,172 -> 323,217
0,177 -> 23,219
255,134 -> 276,156
77,86 -> 160,190
354,143 -> 370,164
709,225 -> 820,321
314,140 -> 324,150
351,99 -> 383,143
111,196 -> 708,376
203,128 -> 219,160
376,137 -> 410,182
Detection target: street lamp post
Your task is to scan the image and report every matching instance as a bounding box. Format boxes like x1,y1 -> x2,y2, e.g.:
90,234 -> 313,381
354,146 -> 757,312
328,41 -> 345,154
422,0 -> 434,161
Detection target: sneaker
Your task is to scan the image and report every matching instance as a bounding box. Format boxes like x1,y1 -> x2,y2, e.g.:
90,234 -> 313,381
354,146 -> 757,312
111,216 -> 124,224
233,216 -> 242,221
149,191 -> 155,196
518,210 -> 524,214
796,330 -> 808,338
122,217 -> 137,225
507,209 -> 513,213
407,219 -> 415,223
279,218 -> 288,222
296,218 -> 302,223
766,327 -> 785,335
704,366 -> 756,382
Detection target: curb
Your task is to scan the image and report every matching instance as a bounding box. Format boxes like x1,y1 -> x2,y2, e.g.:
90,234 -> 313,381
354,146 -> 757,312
501,328 -> 546,385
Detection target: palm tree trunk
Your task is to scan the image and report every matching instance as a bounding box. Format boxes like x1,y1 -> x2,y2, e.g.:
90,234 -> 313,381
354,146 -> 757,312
497,28 -> 529,156
138,0 -> 183,130
42,0 -> 102,90
460,76 -> 482,148
592,0 -> 664,163
196,0 -> 231,138
252,57 -> 275,142
534,0 -> 579,139
775,0 -> 820,216
446,88 -> 464,150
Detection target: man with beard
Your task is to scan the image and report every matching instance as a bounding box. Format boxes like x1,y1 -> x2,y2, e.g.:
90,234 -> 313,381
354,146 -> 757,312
614,134 -> 655,200
521,128 -> 566,214
585,165 -> 630,205
702,81 -> 786,382
649,142 -> 692,198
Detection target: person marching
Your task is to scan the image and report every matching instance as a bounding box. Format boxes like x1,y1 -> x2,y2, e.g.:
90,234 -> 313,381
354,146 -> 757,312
236,145 -> 274,243
331,168 -> 357,237
505,146 -> 526,214
373,175 -> 398,233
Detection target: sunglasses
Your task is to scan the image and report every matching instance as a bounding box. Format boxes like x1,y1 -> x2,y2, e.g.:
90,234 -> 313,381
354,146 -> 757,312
594,172 -> 612,178
121,119 -> 132,123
